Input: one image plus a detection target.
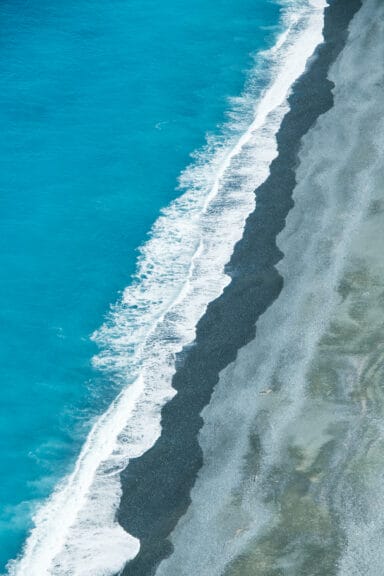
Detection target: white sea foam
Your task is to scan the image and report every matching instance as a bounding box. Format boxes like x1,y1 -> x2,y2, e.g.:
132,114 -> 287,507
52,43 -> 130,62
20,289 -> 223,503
6,2 -> 326,575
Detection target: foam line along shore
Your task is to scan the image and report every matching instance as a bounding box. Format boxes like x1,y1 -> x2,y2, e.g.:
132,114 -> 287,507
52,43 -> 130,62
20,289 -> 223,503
116,1 -> 362,575
5,3 -> 326,576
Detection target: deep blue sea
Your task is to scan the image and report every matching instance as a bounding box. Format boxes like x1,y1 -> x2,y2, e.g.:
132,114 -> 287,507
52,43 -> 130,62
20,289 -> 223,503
0,0 -> 283,570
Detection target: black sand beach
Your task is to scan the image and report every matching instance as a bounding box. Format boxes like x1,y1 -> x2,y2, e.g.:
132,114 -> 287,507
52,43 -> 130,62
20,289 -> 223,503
117,1 -> 362,574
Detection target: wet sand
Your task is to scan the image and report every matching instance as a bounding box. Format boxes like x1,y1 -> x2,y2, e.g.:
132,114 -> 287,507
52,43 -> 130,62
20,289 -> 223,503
117,1 -> 362,574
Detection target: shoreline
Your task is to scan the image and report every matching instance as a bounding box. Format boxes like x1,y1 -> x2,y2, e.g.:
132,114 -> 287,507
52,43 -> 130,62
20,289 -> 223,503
117,1 -> 362,575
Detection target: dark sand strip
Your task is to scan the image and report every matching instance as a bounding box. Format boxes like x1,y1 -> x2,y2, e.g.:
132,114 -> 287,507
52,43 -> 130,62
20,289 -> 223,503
118,1 -> 362,574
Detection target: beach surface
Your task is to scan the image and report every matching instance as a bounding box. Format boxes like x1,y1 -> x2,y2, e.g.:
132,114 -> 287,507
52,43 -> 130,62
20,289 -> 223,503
117,1 -> 364,575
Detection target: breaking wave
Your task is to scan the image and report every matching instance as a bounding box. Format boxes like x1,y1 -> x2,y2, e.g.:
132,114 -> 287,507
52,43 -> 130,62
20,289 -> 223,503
6,2 -> 326,575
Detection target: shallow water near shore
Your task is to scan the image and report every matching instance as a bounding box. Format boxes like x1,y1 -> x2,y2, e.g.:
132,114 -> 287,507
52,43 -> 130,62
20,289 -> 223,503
0,0 -> 282,570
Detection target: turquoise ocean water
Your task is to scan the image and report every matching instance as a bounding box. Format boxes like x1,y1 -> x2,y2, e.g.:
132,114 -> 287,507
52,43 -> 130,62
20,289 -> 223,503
0,0 -> 282,570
